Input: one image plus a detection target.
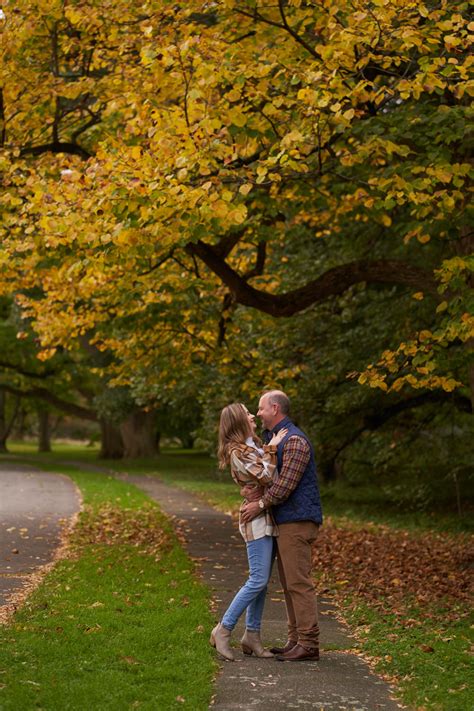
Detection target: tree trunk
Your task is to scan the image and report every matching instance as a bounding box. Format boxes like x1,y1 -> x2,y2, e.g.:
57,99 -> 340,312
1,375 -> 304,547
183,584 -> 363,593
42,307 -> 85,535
0,390 -> 20,453
457,228 -> 473,412
37,407 -> 51,452
0,390 -> 8,453
120,410 -> 158,459
179,433 -> 194,449
14,407 -> 28,441
99,419 -> 124,459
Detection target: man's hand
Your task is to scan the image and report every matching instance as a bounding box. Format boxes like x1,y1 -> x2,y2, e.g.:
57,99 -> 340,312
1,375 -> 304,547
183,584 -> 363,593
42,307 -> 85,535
240,501 -> 262,523
240,484 -> 262,501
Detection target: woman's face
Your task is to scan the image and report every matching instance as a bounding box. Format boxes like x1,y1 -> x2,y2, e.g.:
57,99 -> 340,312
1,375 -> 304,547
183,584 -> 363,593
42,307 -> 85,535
242,405 -> 257,434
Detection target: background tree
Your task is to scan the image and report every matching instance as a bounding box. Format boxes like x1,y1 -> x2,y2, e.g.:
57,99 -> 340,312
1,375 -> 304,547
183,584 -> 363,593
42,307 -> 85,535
0,1 -> 472,495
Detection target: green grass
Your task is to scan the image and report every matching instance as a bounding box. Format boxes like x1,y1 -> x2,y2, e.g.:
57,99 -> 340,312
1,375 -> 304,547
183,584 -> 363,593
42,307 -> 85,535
343,600 -> 473,711
0,463 -> 215,710
320,483 -> 473,534
4,443 -> 472,710
8,443 -> 243,513
14,442 -> 469,533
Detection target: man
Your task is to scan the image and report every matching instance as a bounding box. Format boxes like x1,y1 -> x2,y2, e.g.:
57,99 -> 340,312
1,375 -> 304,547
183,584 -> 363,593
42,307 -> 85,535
241,390 -> 322,661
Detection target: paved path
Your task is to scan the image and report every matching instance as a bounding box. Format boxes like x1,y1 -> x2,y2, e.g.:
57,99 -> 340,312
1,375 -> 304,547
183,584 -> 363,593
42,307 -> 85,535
128,474 -> 404,711
0,461 -> 81,613
0,460 -> 404,709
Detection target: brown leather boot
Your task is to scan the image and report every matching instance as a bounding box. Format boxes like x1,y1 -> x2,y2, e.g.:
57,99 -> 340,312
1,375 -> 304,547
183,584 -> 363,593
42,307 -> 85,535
269,640 -> 297,655
210,623 -> 235,661
241,629 -> 274,658
276,643 -> 320,662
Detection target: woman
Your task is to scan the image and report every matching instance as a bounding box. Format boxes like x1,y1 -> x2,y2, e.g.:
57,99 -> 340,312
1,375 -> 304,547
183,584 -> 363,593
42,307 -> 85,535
210,402 -> 287,661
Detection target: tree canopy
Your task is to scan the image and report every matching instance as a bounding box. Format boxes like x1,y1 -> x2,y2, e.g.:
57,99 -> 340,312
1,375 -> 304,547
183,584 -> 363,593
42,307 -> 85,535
0,1 -> 472,475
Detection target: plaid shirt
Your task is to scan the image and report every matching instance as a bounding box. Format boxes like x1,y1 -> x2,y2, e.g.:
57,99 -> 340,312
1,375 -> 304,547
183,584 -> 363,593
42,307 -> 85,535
261,435 -> 310,508
230,439 -> 278,542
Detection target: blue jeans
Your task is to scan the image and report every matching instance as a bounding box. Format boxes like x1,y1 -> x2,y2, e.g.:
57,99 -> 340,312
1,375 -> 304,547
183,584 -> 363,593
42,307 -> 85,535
221,535 -> 274,631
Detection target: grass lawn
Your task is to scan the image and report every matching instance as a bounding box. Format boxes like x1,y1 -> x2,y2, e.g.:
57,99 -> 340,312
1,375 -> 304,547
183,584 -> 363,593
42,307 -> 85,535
344,600 -> 473,711
0,458 -> 215,710
4,442 -> 473,710
8,442 -> 472,533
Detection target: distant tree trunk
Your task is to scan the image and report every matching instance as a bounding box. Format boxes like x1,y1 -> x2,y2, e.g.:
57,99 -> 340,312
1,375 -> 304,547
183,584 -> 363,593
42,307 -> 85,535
37,408 -> 51,452
467,336 -> 474,413
0,390 -> 20,453
99,419 -> 124,459
0,391 -> 7,453
120,410 -> 158,459
14,407 -> 28,440
319,458 -> 337,483
319,456 -> 345,483
180,433 -> 194,449
457,228 -> 473,412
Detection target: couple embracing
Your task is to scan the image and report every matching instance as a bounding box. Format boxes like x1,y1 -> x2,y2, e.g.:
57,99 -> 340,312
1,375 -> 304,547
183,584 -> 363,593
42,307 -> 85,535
211,390 -> 322,662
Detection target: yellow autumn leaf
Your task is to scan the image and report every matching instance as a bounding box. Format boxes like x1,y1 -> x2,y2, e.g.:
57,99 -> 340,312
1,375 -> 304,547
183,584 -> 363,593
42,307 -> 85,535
239,183 -> 253,196
228,108 -> 247,127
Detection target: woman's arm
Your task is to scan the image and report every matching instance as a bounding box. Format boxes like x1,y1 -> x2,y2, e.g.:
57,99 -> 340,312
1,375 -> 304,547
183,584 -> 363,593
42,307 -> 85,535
231,445 -> 278,486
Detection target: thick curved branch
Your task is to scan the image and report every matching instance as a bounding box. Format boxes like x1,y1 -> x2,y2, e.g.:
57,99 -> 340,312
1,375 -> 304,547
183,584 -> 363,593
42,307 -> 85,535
321,390 -> 471,479
0,384 -> 97,421
20,141 -> 92,160
188,240 -> 437,317
364,391 -> 471,425
212,228 -> 248,259
243,241 -> 266,280
340,390 -> 471,454
0,360 -> 58,380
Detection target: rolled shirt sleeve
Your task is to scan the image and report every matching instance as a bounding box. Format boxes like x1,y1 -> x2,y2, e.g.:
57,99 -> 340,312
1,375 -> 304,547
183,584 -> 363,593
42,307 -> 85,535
261,436 -> 310,507
230,444 -> 278,486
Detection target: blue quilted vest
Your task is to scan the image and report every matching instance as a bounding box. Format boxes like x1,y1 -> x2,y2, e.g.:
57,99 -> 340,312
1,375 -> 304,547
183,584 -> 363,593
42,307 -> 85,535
264,417 -> 322,526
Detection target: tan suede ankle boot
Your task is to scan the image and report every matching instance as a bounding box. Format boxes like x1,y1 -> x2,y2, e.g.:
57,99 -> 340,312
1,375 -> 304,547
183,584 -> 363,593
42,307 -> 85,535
241,629 -> 274,658
210,623 -> 235,661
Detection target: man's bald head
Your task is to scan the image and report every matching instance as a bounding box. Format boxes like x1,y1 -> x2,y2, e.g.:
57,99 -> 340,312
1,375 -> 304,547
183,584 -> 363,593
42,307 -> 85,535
257,389 -> 290,430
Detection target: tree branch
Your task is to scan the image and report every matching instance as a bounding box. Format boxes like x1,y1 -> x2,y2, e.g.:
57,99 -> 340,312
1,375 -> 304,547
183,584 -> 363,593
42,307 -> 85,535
0,360 -> 58,379
277,0 -> 322,61
212,228 -> 248,259
188,240 -> 437,317
19,141 -> 92,160
321,390 -> 471,479
235,6 -> 322,60
243,241 -> 266,280
0,384 -> 97,421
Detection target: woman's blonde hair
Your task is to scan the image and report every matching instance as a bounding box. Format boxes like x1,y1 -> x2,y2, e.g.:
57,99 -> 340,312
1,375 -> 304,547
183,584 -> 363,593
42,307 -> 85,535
217,403 -> 252,469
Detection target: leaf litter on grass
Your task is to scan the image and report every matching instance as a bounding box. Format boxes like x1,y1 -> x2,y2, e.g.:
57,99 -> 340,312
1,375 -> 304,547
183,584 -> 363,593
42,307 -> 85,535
313,517 -> 473,616
75,503 -> 173,560
312,519 -> 473,709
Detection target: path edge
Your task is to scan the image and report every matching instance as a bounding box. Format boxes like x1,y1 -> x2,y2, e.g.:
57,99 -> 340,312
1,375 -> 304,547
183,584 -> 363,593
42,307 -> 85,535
0,468 -> 83,626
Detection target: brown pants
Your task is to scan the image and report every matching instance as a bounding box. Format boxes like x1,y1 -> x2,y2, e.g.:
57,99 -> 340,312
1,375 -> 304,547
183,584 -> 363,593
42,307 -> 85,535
276,520 -> 320,650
